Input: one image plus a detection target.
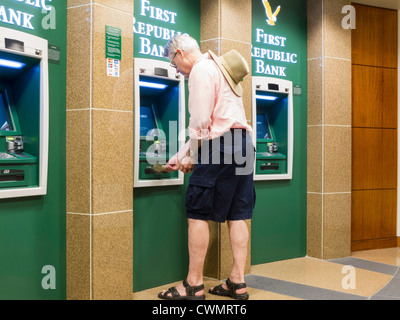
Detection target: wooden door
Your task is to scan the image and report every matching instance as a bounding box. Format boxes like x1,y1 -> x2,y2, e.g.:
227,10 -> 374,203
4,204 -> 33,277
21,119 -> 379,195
351,4 -> 398,251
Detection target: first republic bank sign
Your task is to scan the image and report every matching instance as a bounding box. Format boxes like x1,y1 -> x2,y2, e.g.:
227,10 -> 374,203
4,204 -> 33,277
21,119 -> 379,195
133,0 -> 182,58
133,0 -> 299,78
0,0 -> 53,30
252,1 -> 299,78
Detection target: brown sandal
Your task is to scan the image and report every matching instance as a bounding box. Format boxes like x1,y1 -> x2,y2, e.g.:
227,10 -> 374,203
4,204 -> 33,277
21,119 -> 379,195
158,280 -> 205,300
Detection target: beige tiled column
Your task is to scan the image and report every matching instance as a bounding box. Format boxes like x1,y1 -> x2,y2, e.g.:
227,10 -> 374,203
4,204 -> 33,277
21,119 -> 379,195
66,0 -> 134,299
200,0 -> 252,280
307,0 -> 352,259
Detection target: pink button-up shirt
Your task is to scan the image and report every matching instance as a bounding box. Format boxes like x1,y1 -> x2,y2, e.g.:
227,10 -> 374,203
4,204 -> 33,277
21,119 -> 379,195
188,53 -> 252,141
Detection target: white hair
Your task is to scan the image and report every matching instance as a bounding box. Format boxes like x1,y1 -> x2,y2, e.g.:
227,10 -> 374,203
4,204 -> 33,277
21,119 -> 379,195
163,34 -> 201,60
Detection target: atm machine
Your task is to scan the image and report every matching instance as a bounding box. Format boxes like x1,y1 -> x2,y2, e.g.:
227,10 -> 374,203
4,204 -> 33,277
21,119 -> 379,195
134,58 -> 185,188
252,77 -> 293,180
0,27 -> 48,198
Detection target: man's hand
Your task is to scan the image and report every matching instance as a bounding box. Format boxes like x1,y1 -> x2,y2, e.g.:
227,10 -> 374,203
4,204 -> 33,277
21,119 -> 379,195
164,139 -> 198,174
179,156 -> 194,174
164,154 -> 181,172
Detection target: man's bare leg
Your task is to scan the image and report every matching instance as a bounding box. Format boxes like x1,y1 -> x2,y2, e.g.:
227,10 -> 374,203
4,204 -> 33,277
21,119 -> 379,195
227,220 -> 248,294
160,218 -> 208,297
210,220 -> 248,295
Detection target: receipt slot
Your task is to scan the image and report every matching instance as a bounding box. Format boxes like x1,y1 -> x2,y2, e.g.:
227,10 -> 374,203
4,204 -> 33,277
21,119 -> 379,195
252,77 -> 293,180
0,27 -> 48,198
134,58 -> 185,188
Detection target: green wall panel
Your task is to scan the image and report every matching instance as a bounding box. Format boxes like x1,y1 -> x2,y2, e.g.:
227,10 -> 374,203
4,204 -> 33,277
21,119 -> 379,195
133,185 -> 189,291
0,0 -> 66,299
251,0 -> 307,265
133,0 -> 200,292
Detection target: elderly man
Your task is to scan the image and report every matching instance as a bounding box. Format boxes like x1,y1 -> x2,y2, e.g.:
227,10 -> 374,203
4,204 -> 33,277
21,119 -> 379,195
158,34 -> 255,300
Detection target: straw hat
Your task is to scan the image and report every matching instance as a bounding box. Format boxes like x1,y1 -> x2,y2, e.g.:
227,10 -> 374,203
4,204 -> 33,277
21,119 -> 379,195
208,49 -> 249,97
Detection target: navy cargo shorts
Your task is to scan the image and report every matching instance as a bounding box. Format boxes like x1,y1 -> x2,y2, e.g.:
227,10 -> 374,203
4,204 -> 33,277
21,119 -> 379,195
186,129 -> 256,223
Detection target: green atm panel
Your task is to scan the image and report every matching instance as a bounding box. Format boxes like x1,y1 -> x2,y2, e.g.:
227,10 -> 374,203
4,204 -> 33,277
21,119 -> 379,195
252,77 -> 293,180
138,102 -> 177,181
134,58 -> 185,188
0,88 -> 37,188
0,27 -> 49,199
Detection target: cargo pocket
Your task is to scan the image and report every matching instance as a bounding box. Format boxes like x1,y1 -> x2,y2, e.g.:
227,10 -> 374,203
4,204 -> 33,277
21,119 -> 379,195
186,176 -> 216,214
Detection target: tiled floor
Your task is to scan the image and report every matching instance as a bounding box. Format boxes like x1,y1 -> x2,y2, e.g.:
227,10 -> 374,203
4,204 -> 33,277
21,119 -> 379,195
132,247 -> 400,300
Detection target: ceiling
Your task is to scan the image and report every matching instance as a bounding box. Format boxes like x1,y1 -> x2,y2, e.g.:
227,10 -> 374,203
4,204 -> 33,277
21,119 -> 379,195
352,0 -> 400,10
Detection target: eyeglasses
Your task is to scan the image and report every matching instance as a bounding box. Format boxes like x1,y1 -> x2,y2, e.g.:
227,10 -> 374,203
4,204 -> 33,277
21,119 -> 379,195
170,51 -> 178,68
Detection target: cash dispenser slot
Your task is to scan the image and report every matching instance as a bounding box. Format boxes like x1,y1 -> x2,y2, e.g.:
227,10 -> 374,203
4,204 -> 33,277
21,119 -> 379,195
0,169 -> 24,182
260,163 -> 280,171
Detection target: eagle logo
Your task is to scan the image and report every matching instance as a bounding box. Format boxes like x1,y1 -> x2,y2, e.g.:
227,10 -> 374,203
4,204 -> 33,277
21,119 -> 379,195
262,0 -> 281,26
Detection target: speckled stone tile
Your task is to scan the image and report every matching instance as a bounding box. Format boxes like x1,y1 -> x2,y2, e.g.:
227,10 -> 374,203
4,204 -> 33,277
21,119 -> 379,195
91,109 -> 133,214
66,214 -> 91,300
66,110 -> 90,214
92,211 -> 133,300
66,5 -> 91,109
92,4 -> 134,111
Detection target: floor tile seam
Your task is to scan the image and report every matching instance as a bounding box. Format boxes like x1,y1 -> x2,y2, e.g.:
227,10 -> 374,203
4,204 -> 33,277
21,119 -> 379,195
256,255 -> 396,275
248,256 -> 397,298
249,258 -> 398,300
347,256 -> 400,268
369,265 -> 400,300
395,266 -> 400,278
245,274 -> 367,300
244,274 -> 367,300
327,257 -> 399,276
246,273 -> 363,297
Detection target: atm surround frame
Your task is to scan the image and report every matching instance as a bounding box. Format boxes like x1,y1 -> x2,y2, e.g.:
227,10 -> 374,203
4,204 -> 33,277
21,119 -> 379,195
134,58 -> 186,188
252,76 -> 293,180
0,27 -> 49,199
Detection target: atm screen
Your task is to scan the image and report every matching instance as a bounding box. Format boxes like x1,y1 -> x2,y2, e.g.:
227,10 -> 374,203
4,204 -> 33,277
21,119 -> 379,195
256,114 -> 271,140
0,91 -> 12,131
140,106 -> 157,136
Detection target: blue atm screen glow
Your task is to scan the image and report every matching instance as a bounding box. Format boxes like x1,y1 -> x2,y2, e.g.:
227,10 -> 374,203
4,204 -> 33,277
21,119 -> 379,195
256,114 -> 271,140
0,58 -> 25,69
139,81 -> 167,90
140,106 -> 157,136
0,92 -> 11,131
